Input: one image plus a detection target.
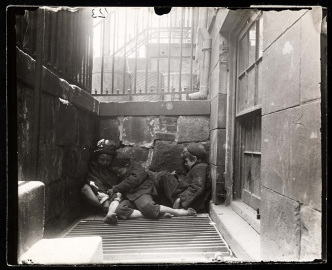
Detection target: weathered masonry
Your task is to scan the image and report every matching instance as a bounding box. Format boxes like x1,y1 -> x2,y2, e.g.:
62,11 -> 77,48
8,6 -> 326,264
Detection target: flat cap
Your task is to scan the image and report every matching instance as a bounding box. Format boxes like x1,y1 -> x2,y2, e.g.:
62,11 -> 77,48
111,152 -> 131,167
94,139 -> 117,155
186,143 -> 208,161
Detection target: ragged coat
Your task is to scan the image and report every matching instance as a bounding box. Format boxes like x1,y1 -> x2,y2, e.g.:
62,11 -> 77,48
112,162 -> 158,201
172,162 -> 211,211
86,161 -> 120,194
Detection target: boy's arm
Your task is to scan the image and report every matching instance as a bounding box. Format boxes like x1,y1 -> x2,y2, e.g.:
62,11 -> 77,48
112,163 -> 148,194
178,164 -> 207,209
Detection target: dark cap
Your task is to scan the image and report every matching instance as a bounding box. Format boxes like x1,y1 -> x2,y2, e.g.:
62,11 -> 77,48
186,143 -> 208,160
94,139 -> 117,155
111,152 -> 131,167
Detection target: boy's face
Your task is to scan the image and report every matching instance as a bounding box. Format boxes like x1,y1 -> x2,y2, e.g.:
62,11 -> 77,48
112,166 -> 129,178
184,157 -> 196,170
97,153 -> 113,167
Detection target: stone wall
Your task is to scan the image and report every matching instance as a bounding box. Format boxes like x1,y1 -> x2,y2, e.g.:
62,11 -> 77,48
16,48 -> 99,238
207,7 -> 322,261
208,8 -> 229,204
98,115 -> 210,175
260,8 -> 322,261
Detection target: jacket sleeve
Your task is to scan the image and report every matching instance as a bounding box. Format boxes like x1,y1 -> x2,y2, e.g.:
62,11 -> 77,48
85,162 -> 104,192
178,164 -> 207,208
112,163 -> 148,194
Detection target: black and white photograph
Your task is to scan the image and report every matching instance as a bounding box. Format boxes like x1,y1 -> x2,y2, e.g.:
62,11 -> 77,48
6,5 -> 327,265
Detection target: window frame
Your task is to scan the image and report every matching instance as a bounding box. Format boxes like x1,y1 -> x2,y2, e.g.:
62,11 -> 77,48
233,10 -> 263,211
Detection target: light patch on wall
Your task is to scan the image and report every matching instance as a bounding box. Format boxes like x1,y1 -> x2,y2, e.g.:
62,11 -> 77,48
59,98 -> 69,105
310,131 -> 318,139
264,138 -> 268,142
282,41 -> 294,55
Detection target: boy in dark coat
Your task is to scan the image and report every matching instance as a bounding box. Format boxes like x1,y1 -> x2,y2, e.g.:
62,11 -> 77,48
109,153 -> 197,220
81,139 -> 122,224
154,142 -> 211,213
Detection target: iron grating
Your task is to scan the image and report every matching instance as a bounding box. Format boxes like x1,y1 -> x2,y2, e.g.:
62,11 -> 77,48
64,214 -> 233,264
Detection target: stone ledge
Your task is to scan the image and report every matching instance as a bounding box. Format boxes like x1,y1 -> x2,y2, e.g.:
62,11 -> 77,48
16,47 -> 99,115
99,100 -> 210,116
230,200 -> 260,234
18,181 -> 45,259
18,237 -> 103,265
209,202 -> 261,262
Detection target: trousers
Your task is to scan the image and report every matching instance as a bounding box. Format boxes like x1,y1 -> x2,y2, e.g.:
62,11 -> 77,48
115,194 -> 161,220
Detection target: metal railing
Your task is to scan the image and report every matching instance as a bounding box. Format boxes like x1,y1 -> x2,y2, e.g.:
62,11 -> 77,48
15,7 -> 93,92
92,7 -> 199,101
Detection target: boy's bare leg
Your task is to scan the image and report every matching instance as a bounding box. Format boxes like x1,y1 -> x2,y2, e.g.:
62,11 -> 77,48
127,210 -> 171,219
159,205 -> 196,217
104,193 -> 123,224
81,184 -> 102,209
127,209 -> 145,219
103,200 -> 120,224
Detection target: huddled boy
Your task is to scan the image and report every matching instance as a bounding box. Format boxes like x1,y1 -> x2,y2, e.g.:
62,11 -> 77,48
154,142 -> 211,213
110,153 -> 197,220
81,139 -> 122,224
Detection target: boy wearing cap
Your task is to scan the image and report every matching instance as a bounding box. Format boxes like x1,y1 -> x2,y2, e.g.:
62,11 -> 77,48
110,153 -> 197,220
81,139 -> 123,224
154,142 -> 211,212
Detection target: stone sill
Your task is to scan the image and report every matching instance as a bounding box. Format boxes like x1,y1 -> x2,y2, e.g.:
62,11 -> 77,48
230,200 -> 260,234
209,202 -> 262,262
99,100 -> 211,116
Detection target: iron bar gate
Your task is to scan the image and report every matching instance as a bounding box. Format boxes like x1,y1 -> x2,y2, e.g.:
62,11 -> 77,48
92,7 -> 199,101
15,7 -> 93,93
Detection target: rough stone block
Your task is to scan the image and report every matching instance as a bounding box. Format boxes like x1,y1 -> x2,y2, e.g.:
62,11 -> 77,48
149,141 -> 186,174
155,132 -> 176,141
18,181 -> 45,259
37,145 -> 63,184
55,100 -> 77,146
210,129 -> 226,166
74,147 -> 91,180
122,117 -> 158,148
261,187 -> 301,261
262,19 -> 301,115
77,111 -> 95,148
99,117 -> 121,146
210,93 -> 227,130
300,8 -> 322,103
263,9 -> 308,51
44,180 -> 65,223
159,116 -> 178,126
61,147 -> 78,180
19,237 -> 103,264
210,164 -> 225,205
39,93 -> 55,146
261,101 -> 321,210
159,116 -> 178,133
17,84 -> 34,181
177,116 -> 210,143
117,146 -> 149,165
300,206 -> 322,261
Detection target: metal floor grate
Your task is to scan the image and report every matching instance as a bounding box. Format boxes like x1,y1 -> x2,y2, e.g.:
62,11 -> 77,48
64,214 -> 233,264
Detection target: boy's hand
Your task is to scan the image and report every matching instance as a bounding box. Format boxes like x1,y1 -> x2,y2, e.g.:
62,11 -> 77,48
171,171 -> 179,180
107,189 -> 114,196
173,198 -> 181,209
